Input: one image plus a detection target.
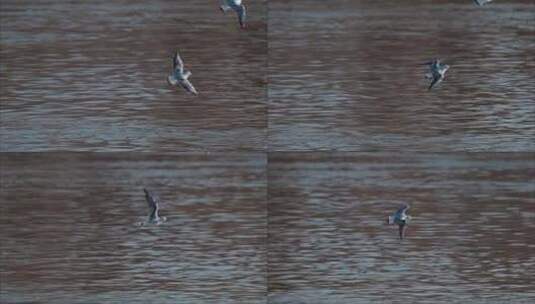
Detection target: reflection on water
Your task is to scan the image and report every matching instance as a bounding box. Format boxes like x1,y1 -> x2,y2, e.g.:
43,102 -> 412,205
268,0 -> 535,151
0,153 -> 266,303
268,153 -> 535,303
0,0 -> 267,151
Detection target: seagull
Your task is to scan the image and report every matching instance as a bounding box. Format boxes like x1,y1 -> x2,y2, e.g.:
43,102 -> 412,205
167,50 -> 198,95
387,204 -> 412,239
473,0 -> 493,6
143,188 -> 167,225
424,58 -> 449,90
220,0 -> 246,29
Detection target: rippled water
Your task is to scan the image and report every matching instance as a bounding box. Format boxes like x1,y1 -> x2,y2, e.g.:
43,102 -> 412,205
2,0 -> 535,303
0,153 -> 267,303
268,153 -> 535,303
0,0 -> 267,151
268,0 -> 535,151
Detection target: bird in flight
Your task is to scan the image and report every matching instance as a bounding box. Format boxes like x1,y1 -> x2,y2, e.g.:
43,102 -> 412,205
220,0 -> 247,29
167,50 -> 198,95
473,0 -> 493,6
424,58 -> 450,90
387,204 -> 412,239
143,188 -> 167,225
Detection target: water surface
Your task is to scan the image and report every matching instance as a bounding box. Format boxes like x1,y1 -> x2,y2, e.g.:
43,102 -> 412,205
0,153 -> 267,303
268,0 -> 535,151
1,0 -> 267,151
268,152 -> 535,303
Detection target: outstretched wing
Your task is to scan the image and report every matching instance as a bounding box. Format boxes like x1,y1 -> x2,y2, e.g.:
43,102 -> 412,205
144,188 -> 160,211
428,74 -> 443,90
180,78 -> 198,95
399,224 -> 407,239
395,204 -> 410,217
173,51 -> 184,73
237,5 -> 246,28
474,0 -> 493,6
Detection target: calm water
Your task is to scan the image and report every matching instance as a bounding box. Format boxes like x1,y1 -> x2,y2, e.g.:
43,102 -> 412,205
268,0 -> 535,151
268,153 -> 535,303
0,153 -> 267,303
0,0 -> 267,152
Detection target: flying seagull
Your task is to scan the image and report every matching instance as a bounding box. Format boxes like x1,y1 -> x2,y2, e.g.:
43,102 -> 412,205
424,58 -> 449,90
473,0 -> 493,6
220,0 -> 246,29
387,204 -> 412,239
143,188 -> 167,224
167,50 -> 198,95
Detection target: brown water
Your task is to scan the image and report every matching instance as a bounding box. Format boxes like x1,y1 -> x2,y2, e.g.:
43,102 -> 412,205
0,0 -> 267,152
1,0 -> 535,303
268,153 -> 535,303
0,153 -> 267,303
268,0 -> 535,151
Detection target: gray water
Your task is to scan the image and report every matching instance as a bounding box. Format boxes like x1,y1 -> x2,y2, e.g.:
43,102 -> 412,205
0,153 -> 267,303
268,153 -> 535,303
0,0 -> 267,152
268,0 -> 535,151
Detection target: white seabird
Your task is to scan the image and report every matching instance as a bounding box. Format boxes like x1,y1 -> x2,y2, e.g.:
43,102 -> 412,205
167,50 -> 198,95
220,0 -> 246,29
143,188 -> 167,225
473,0 -> 493,6
387,204 -> 412,239
425,58 -> 449,90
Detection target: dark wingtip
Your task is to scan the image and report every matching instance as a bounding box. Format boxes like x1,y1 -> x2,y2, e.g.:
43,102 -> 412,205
399,224 -> 405,239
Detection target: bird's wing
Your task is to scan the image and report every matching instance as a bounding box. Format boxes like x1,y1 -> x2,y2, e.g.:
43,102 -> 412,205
399,224 -> 407,239
237,5 -> 246,28
145,190 -> 159,210
395,204 -> 410,217
428,74 -> 442,90
180,79 -> 198,95
228,0 -> 242,6
474,0 -> 492,6
173,51 -> 184,73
